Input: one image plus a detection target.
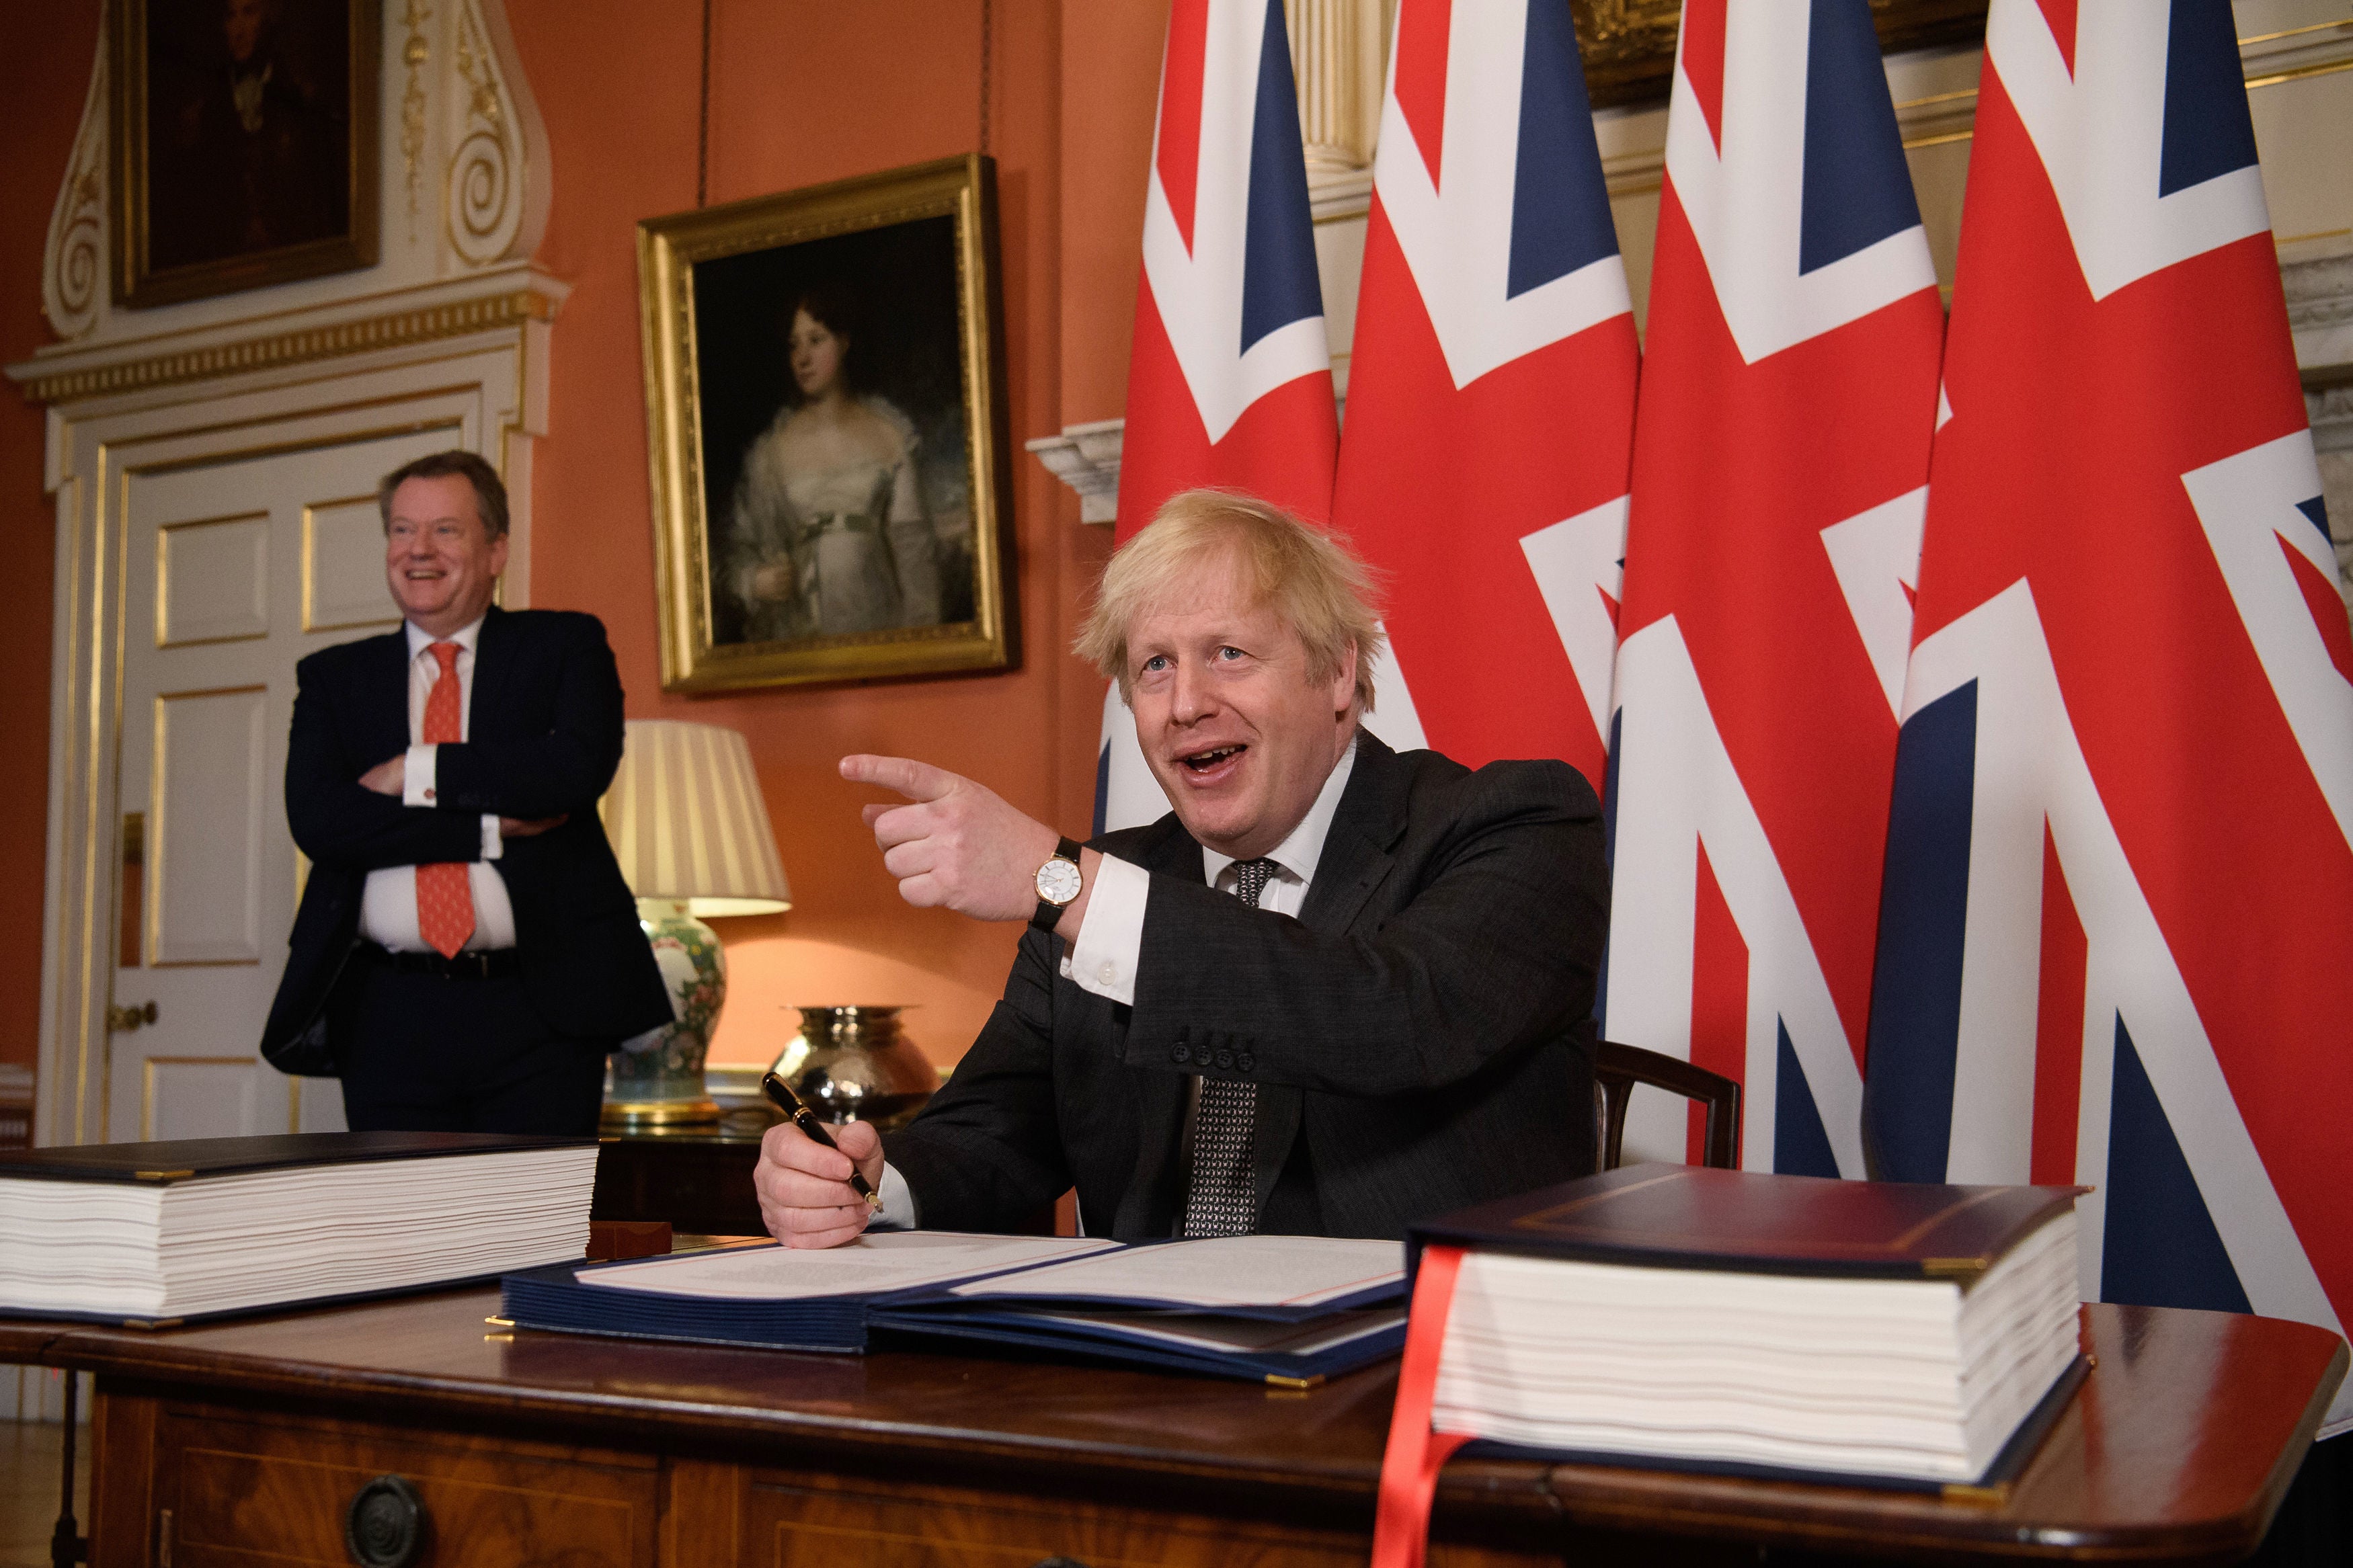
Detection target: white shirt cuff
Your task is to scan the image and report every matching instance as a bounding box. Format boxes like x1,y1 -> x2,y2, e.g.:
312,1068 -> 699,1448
1062,854 -> 1148,1006
479,815 -> 503,860
403,743 -> 438,807
873,1162 -> 919,1229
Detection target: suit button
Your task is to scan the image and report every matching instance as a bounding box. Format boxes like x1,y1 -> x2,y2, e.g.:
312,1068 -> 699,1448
1215,1048 -> 1234,1069
1172,1044 -> 1191,1065
1236,1052 -> 1256,1071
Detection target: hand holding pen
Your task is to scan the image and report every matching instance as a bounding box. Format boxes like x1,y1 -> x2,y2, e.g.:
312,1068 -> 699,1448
754,1072 -> 887,1248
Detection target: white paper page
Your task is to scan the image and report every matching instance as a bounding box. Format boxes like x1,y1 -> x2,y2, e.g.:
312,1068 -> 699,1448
1028,1305 -> 1406,1356
581,1231 -> 1115,1300
949,1234 -> 1402,1308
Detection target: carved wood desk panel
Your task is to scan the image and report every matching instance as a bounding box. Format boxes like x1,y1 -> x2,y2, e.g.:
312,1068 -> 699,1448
12,1294 -> 2344,1567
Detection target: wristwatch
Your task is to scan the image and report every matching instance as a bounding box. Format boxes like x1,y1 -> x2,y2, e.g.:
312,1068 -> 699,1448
1031,837 -> 1085,931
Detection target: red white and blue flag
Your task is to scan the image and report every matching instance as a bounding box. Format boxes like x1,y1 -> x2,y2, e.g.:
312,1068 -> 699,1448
1101,0 -> 1339,832
1332,0 -> 1638,790
1604,0 -> 1945,1173
1864,0 -> 2352,1432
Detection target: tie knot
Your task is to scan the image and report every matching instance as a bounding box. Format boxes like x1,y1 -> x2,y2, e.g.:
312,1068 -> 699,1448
429,641 -> 461,673
1232,857 -> 1279,909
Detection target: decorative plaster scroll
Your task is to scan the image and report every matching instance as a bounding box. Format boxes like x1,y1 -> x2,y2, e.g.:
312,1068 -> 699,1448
40,32 -> 107,341
401,0 -> 434,241
444,0 -> 549,268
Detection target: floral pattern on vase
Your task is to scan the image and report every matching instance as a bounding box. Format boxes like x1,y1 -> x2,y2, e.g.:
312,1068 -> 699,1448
607,901 -> 727,1112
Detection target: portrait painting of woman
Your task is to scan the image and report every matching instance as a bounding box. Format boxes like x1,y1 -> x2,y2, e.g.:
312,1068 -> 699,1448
639,156 -> 1014,690
722,286 -> 943,643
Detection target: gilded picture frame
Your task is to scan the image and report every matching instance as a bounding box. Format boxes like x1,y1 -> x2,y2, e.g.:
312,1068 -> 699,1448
112,0 -> 382,308
639,154 -> 1019,693
1573,0 -> 1987,107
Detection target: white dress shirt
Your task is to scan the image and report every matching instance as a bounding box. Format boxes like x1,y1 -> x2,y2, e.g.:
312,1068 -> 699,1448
357,617 -> 520,952
1067,737 -> 1358,1005
871,737 -> 1361,1231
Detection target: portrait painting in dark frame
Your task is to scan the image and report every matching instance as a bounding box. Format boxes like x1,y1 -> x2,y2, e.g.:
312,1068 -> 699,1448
113,0 -> 381,308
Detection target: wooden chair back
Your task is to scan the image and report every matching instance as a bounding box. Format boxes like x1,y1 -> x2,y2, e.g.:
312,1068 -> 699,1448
1594,1041 -> 1741,1172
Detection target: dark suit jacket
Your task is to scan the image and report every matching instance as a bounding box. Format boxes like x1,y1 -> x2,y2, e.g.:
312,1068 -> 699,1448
260,606 -> 672,1072
885,733 -> 1609,1240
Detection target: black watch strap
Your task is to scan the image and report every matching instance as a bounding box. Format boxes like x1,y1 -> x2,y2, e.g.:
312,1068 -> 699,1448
1030,836 -> 1085,932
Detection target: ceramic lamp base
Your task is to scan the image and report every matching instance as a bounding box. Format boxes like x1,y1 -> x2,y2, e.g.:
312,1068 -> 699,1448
602,900 -> 728,1131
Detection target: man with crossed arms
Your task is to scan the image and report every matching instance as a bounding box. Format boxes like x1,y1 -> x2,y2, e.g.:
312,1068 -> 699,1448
262,452 -> 670,1132
756,491 -> 1607,1244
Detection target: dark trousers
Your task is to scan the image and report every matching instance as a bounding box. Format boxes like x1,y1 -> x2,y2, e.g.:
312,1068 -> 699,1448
333,958 -> 610,1135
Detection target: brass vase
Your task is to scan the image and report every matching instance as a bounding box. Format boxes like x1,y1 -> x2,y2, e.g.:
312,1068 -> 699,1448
767,1006 -> 937,1130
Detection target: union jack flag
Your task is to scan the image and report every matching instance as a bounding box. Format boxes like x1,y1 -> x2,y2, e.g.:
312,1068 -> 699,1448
1605,0 -> 1945,1172
1101,0 -> 1339,833
1864,0 -> 2353,1433
1332,0 -> 1637,788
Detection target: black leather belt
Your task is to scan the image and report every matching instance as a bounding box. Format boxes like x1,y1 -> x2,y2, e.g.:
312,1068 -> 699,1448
359,943 -> 522,981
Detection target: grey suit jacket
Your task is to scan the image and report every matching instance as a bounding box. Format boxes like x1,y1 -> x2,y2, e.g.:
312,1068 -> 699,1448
883,733 -> 1608,1241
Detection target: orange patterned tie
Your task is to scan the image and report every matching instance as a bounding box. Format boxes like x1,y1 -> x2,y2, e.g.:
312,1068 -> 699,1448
415,641 -> 475,958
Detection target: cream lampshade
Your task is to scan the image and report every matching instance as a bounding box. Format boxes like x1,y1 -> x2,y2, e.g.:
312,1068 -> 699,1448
599,720 -> 789,1128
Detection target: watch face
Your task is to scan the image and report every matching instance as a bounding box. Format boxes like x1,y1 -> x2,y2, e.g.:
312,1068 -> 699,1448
1036,856 -> 1083,906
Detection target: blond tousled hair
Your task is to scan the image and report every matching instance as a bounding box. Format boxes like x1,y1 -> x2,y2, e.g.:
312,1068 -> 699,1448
1074,489 -> 1384,712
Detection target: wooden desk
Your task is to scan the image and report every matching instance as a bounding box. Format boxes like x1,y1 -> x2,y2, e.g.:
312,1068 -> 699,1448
7,1297 -> 2342,1567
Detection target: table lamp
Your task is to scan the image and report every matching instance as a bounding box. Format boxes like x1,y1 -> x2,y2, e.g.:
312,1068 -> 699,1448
598,720 -> 791,1128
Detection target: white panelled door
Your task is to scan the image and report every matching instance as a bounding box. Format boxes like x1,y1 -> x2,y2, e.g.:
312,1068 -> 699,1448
108,430 -> 455,1144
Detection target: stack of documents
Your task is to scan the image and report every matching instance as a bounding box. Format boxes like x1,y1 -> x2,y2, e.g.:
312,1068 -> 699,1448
1410,1165 -> 2089,1487
502,1231 -> 1407,1384
0,1132 -> 599,1325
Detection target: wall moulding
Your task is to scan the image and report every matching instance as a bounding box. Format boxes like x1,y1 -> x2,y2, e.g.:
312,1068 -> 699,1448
11,276 -> 560,407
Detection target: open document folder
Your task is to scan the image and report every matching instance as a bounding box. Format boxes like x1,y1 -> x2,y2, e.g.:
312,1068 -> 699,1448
500,1231 -> 1408,1385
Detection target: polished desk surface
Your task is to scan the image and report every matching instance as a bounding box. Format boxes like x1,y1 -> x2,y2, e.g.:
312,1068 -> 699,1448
4,1295 -> 2343,1565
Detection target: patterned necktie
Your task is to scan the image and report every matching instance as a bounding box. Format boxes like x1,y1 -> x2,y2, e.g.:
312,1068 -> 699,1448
1180,856 -> 1278,1239
414,641 -> 476,959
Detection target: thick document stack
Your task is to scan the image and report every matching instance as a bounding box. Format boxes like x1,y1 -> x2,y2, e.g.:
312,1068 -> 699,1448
0,1132 -> 600,1326
502,1231 -> 1406,1385
1403,1164 -> 2089,1489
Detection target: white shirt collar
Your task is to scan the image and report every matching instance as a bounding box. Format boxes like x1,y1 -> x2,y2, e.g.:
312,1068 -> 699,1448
405,613 -> 487,660
1201,733 -> 1359,891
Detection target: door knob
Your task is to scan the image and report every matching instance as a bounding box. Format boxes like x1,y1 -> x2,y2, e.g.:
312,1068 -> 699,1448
107,1001 -> 158,1032
345,1475 -> 427,1567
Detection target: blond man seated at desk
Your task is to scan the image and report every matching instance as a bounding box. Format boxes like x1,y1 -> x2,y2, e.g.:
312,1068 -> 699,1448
756,489 -> 1609,1245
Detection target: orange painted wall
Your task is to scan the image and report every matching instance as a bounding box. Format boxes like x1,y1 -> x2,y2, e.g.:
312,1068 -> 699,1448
0,1 -> 1172,1084
506,0 -> 1165,1069
0,0 -> 100,1073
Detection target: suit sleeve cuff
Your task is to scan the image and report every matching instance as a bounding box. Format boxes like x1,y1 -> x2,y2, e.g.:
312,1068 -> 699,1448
1065,854 -> 1148,1007
872,1162 -> 920,1229
403,744 -> 438,807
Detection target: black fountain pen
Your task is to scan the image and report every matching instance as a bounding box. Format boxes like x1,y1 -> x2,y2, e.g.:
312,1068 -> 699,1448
760,1071 -> 885,1212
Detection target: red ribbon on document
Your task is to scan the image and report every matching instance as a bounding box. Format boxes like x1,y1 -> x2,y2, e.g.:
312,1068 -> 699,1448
1371,1243 -> 1474,1568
